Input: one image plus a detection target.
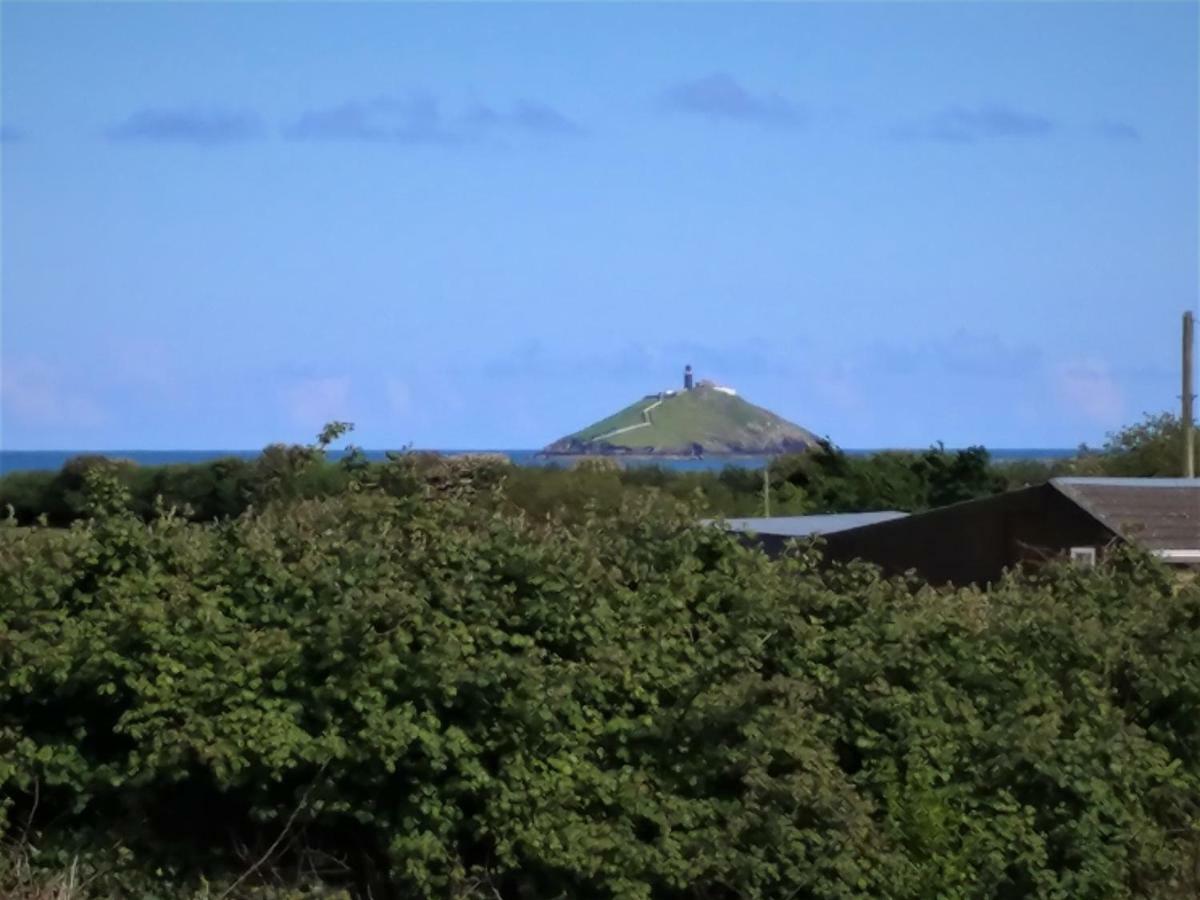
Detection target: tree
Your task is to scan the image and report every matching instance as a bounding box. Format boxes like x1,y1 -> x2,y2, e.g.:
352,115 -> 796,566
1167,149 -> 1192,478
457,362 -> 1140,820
1075,412 -> 1194,477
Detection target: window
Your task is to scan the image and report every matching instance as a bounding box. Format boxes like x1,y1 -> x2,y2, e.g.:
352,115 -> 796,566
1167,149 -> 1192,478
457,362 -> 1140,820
1069,546 -> 1097,568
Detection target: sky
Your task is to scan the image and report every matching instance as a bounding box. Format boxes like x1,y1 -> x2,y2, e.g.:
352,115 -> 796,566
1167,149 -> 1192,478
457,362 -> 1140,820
1,1 -> 1197,451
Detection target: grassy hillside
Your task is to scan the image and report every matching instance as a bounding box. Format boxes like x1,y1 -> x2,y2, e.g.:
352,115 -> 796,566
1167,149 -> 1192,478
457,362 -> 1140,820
570,396 -> 660,441
546,384 -> 820,455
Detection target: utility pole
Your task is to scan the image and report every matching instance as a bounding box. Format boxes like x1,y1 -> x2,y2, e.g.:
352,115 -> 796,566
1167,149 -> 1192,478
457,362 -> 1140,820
1185,311 -> 1195,478
762,458 -> 771,517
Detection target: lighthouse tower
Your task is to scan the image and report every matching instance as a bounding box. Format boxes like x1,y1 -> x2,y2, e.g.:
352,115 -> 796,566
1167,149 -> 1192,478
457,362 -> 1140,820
684,364 -> 694,391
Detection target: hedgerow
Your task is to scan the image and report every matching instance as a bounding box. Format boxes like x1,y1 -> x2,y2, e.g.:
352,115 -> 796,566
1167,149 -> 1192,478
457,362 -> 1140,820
2,449 -> 1200,898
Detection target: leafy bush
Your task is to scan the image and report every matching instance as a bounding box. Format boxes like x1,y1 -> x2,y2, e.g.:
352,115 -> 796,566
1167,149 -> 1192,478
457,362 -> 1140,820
0,427 -> 1030,530
4,449 -> 1200,898
5,410 -> 1197,532
1073,412 -> 1196,478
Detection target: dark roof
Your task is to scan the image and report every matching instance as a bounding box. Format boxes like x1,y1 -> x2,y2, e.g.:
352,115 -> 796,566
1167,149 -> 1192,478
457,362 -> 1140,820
1050,478 -> 1200,551
706,511 -> 909,538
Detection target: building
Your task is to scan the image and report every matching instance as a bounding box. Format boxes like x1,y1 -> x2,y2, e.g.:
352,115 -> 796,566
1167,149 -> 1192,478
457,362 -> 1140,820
684,364 -> 694,391
720,478 -> 1200,586
709,511 -> 909,557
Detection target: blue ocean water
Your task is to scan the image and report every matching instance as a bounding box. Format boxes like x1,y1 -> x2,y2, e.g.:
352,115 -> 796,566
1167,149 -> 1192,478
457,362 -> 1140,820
0,447 -> 1079,476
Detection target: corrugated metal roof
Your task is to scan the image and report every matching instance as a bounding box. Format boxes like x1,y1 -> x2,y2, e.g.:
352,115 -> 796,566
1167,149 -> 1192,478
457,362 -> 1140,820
708,511 -> 909,537
1050,477 -> 1200,551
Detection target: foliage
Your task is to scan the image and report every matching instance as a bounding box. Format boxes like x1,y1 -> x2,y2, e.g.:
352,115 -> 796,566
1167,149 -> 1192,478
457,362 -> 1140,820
1,442 -> 1019,528
4,433 -> 1200,898
982,412 -> 1199,488
763,441 -> 1006,513
1073,412 -> 1197,478
2,410 -> 1195,534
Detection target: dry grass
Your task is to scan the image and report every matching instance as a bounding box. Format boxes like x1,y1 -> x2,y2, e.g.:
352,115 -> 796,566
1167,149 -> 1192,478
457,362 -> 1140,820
1,847 -> 84,900
0,842 -> 332,900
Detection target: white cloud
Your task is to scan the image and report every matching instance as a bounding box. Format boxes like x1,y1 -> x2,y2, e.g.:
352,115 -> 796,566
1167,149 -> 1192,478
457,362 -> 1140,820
105,338 -> 176,388
385,378 -> 411,415
0,358 -> 107,429
809,368 -> 866,414
281,376 -> 352,429
1052,361 -> 1125,424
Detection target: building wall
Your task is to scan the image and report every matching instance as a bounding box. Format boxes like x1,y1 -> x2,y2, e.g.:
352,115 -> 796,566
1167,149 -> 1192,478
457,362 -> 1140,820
818,484 -> 1117,585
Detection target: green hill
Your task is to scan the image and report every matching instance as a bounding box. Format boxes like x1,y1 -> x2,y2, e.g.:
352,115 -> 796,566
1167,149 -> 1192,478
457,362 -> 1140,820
544,383 -> 820,456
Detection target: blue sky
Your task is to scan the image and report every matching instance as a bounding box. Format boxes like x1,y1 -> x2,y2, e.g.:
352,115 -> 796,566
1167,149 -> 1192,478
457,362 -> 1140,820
2,2 -> 1196,450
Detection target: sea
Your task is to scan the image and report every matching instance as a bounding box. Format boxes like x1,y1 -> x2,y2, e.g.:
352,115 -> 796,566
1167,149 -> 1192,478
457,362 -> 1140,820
0,448 -> 1079,476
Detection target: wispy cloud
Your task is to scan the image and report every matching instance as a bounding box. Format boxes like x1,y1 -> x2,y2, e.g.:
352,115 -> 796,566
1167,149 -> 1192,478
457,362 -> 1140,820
1,358 -> 107,428
659,73 -> 803,127
466,100 -> 584,136
1094,119 -> 1140,141
284,95 -> 448,143
282,376 -> 352,429
385,379 -> 412,416
866,331 -> 1043,379
483,340 -> 656,380
1052,360 -> 1124,423
106,108 -> 264,145
862,337 -> 1131,428
892,103 -> 1054,143
0,125 -> 24,143
284,95 -> 583,142
481,338 -> 803,388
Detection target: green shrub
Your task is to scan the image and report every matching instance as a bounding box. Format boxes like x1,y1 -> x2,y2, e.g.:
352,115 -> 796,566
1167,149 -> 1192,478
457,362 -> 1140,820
4,457 -> 1200,898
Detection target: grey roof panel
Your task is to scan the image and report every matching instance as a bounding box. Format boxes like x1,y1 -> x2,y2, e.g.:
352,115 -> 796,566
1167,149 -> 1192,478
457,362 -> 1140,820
1050,478 -> 1200,550
1053,477 -> 1200,489
711,511 -> 909,537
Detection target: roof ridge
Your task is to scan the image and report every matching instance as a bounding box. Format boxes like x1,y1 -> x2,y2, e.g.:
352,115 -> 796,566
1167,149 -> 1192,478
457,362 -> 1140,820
1052,476 -> 1200,487
1048,480 -> 1125,537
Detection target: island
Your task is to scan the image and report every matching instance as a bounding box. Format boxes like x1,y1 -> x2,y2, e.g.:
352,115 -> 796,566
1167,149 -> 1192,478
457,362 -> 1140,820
542,365 -> 820,458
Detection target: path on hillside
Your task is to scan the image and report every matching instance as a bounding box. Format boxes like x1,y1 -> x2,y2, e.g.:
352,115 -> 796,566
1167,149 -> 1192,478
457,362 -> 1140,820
593,396 -> 664,441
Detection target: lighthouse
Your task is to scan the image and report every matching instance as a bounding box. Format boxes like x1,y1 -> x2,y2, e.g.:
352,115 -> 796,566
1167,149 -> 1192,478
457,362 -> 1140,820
684,364 -> 694,391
